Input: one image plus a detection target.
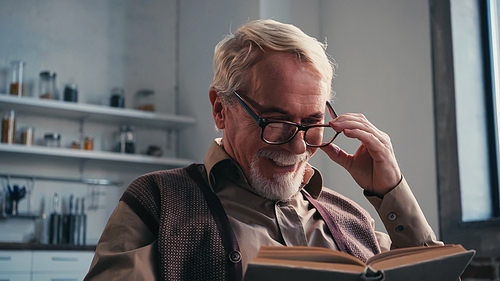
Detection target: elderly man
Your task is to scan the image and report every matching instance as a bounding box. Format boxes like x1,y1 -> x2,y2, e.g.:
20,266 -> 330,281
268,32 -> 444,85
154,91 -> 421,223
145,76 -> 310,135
85,19 -> 440,281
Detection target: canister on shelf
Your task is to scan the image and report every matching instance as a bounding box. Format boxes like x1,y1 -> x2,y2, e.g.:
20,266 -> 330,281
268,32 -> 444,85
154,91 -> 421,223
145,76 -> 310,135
63,84 -> 78,102
84,136 -> 94,150
39,71 -> 57,100
1,110 -> 16,144
44,133 -> 61,147
9,61 -> 25,96
110,88 -> 125,108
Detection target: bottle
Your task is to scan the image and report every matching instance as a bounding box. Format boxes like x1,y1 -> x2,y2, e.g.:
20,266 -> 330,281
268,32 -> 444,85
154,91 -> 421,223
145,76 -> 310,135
117,125 -> 136,154
9,61 -> 25,97
1,110 -> 16,144
39,71 -> 57,100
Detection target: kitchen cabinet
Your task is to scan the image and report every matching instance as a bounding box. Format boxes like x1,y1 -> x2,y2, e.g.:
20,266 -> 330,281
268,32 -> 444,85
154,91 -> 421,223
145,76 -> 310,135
32,250 -> 94,280
0,250 -> 31,273
0,94 -> 196,167
0,249 -> 94,281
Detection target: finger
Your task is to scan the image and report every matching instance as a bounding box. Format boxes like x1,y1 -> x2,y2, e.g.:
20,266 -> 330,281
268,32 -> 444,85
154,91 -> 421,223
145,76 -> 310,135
320,143 -> 352,170
331,114 -> 390,146
342,128 -> 392,162
333,122 -> 388,146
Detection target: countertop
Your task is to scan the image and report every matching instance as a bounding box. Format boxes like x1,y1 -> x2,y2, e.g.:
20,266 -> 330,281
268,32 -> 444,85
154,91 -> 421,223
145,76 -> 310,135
0,242 -> 96,251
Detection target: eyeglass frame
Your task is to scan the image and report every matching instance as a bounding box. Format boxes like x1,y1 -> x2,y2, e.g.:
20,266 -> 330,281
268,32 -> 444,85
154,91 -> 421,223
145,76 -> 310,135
232,91 -> 341,147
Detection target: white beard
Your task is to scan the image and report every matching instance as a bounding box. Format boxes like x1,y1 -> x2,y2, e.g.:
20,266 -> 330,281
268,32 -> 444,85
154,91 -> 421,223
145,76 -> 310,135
248,148 -> 311,201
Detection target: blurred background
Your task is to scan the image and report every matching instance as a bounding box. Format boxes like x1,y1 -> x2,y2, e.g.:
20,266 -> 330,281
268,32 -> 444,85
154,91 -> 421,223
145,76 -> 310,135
0,0 -> 498,280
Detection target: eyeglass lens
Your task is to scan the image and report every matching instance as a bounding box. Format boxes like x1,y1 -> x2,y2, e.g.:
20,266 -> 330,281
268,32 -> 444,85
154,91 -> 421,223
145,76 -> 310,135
263,124 -> 336,146
262,105 -> 337,147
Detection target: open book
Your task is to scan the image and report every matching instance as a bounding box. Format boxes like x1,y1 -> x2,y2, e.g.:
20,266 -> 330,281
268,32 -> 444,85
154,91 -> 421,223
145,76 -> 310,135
244,244 -> 475,281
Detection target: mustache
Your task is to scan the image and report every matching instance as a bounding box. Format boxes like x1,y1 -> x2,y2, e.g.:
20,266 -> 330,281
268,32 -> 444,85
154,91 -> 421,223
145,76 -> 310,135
255,148 -> 311,165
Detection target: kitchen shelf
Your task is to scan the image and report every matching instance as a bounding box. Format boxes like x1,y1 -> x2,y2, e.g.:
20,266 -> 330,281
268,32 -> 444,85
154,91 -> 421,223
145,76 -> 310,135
0,173 -> 123,186
0,143 -> 194,167
0,214 -> 41,220
0,95 -> 196,129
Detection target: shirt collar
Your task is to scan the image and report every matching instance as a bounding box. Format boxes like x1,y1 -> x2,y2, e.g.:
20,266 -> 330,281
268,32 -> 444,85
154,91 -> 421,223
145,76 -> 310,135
203,138 -> 324,199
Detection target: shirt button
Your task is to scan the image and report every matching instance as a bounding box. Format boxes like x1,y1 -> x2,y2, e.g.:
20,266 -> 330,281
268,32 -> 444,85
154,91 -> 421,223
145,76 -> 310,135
229,251 -> 242,263
388,212 -> 397,221
395,225 -> 404,233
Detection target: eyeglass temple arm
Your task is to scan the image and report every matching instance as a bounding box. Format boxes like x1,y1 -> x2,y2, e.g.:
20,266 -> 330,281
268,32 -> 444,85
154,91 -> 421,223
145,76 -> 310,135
326,101 -> 342,142
326,101 -> 338,118
233,92 -> 261,124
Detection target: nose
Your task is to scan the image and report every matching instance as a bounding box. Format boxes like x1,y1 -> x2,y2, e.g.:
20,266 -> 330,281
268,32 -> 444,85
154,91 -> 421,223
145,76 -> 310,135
284,130 -> 307,155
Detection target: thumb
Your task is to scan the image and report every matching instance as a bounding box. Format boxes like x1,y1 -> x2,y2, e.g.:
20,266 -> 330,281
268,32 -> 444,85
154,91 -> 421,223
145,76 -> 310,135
320,143 -> 350,170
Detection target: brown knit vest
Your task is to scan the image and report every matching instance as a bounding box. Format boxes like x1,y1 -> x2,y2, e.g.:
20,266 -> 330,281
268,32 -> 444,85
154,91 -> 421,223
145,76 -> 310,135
121,164 -> 380,281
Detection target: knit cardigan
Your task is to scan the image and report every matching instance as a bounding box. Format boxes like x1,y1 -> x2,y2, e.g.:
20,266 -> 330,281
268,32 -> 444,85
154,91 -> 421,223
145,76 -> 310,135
120,164 -> 381,281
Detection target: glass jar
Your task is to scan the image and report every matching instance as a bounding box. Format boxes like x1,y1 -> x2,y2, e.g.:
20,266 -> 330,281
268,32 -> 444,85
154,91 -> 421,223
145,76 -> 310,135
10,61 -> 25,97
1,110 -> 16,144
70,141 -> 81,149
84,135 -> 94,150
117,125 -> 136,154
44,133 -> 61,147
20,127 -> 34,146
110,88 -> 125,108
39,71 -> 57,100
135,89 -> 155,112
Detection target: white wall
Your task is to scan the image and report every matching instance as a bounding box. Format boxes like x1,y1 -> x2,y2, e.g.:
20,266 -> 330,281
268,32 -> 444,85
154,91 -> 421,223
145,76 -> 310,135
177,0 -> 260,160
318,0 -> 439,233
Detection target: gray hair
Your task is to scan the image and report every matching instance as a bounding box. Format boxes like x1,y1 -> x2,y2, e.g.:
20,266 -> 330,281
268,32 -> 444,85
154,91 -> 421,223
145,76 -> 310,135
211,19 -> 335,104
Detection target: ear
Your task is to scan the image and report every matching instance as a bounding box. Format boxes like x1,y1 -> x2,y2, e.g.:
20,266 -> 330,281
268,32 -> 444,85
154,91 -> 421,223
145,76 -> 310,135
209,87 -> 226,130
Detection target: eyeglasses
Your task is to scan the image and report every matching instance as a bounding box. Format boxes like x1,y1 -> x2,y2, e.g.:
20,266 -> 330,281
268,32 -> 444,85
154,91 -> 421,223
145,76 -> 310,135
232,91 -> 341,147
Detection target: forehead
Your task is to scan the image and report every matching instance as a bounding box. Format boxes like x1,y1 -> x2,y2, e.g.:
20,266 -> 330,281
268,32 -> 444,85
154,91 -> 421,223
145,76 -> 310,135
246,52 -> 328,111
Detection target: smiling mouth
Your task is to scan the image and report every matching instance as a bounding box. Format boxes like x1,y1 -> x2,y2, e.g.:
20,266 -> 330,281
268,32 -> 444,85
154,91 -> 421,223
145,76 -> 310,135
255,148 -> 311,171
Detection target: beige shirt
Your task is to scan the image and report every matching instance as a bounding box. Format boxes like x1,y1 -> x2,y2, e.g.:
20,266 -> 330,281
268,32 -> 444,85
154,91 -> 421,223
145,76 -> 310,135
85,139 -> 441,280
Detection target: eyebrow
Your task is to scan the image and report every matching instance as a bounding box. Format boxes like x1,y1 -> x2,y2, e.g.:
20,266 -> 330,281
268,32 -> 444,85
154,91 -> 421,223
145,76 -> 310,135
259,106 -> 324,120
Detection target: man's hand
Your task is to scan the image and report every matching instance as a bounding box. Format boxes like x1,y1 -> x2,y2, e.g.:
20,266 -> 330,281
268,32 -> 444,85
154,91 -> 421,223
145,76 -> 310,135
320,113 -> 402,196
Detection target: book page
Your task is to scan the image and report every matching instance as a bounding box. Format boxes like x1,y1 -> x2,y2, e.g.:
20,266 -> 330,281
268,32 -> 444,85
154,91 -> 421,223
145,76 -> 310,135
366,244 -> 454,265
251,257 -> 366,273
368,245 -> 467,270
256,246 -> 365,266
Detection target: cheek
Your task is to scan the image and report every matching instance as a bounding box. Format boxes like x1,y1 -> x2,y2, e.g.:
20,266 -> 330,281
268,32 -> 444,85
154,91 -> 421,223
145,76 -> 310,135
307,147 -> 318,157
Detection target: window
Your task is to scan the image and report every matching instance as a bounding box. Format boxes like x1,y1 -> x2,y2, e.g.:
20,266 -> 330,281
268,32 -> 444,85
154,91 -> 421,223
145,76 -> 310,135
431,0 -> 500,256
